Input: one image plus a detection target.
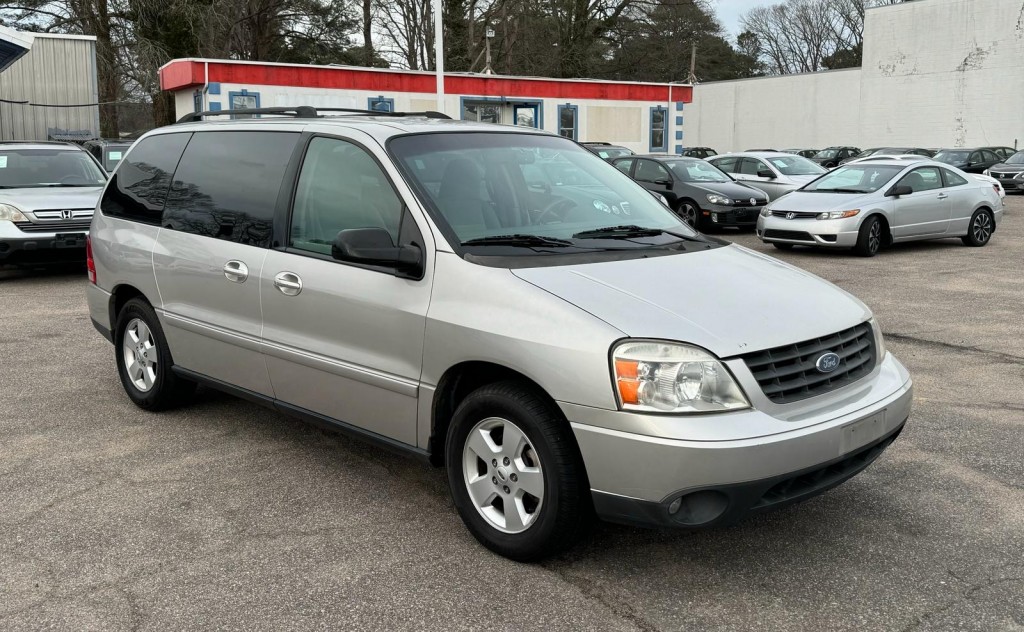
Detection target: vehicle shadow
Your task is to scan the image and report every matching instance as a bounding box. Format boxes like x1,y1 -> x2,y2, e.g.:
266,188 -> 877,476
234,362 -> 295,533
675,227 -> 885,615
0,263 -> 86,282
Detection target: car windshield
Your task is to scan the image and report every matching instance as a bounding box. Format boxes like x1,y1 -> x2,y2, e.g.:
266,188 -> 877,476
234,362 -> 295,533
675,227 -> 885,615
800,165 -> 904,193
595,148 -> 633,159
851,148 -> 880,159
765,155 -> 826,176
389,133 -> 704,253
0,149 -> 106,188
934,150 -> 970,163
1004,151 -> 1024,165
665,160 -> 730,183
813,148 -> 839,159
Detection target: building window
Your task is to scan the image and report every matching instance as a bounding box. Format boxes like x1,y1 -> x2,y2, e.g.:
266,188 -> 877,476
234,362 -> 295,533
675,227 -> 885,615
368,96 -> 395,112
193,90 -> 202,113
557,104 -> 578,140
229,90 -> 260,119
462,101 -> 501,124
514,104 -> 538,128
650,107 -> 667,152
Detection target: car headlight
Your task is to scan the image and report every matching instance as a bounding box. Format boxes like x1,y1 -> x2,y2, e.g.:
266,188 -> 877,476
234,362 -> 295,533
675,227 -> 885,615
1015,173 -> 1024,180
0,203 -> 27,222
706,193 -> 732,206
869,317 -> 886,359
612,341 -> 750,413
760,207 -> 772,217
817,209 -> 860,220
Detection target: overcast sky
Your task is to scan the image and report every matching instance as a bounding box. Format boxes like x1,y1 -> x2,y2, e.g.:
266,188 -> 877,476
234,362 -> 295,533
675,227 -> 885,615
713,0 -> 765,37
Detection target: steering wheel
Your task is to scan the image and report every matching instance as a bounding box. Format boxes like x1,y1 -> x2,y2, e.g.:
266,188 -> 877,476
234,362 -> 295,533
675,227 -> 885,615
534,197 -> 575,224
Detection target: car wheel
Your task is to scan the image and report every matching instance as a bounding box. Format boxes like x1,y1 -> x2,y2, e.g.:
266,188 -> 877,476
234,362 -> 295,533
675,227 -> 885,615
677,200 -> 700,229
446,381 -> 590,561
854,216 -> 883,257
114,298 -> 195,410
772,243 -> 794,251
961,209 -> 993,247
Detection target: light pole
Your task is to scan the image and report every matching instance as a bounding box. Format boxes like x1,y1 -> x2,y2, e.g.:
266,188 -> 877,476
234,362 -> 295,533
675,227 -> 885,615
433,0 -> 444,113
483,27 -> 495,75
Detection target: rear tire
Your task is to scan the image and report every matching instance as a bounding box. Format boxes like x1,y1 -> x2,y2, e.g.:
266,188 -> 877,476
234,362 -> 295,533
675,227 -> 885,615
854,216 -> 883,257
445,381 -> 590,562
961,209 -> 993,247
114,298 -> 195,411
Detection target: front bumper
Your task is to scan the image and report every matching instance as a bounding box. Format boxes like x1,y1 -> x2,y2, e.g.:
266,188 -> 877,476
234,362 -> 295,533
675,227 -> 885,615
702,204 -> 763,227
756,214 -> 861,247
564,352 -> 912,529
0,222 -> 88,264
990,175 -> 1023,191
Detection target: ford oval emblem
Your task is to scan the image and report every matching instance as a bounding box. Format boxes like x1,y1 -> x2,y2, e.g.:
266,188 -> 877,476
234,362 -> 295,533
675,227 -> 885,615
816,352 -> 841,373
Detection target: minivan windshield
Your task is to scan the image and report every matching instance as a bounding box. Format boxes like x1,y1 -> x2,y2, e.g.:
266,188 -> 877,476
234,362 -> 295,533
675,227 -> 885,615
0,149 -> 107,188
390,133 -> 705,253
800,164 -> 904,193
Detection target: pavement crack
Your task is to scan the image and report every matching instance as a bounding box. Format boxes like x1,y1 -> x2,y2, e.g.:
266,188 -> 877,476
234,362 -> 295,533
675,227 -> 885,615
900,567 -> 1024,631
540,562 -> 660,632
885,333 -> 1024,366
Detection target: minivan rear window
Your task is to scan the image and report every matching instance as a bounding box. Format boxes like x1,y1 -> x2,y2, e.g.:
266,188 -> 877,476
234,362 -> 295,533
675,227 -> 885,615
161,131 -> 299,248
100,133 -> 191,225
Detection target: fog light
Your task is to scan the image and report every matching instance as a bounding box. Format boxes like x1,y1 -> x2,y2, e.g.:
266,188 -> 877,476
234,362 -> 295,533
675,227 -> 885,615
669,490 -> 729,526
668,497 -> 682,515
711,213 -> 719,223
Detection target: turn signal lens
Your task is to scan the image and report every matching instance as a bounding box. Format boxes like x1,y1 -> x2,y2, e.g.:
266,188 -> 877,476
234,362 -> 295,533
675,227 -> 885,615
816,209 -> 860,220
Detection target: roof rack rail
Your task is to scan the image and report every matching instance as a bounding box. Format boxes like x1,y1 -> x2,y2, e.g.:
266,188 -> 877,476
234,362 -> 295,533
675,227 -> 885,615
177,106 -> 452,124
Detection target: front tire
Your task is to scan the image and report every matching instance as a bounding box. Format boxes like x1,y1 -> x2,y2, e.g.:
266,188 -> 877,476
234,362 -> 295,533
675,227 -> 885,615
114,298 -> 195,410
445,381 -> 590,561
961,209 -> 993,247
677,200 -> 700,229
854,216 -> 883,257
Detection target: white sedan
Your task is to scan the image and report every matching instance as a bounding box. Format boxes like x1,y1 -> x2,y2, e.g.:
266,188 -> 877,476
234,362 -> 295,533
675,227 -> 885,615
756,159 -> 1003,256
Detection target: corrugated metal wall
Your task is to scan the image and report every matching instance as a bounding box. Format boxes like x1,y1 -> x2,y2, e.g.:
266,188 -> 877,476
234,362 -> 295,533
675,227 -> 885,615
0,34 -> 99,141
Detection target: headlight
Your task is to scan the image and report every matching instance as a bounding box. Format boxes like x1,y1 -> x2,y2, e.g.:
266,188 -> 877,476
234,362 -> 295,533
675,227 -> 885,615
760,207 -> 772,217
706,193 -> 731,206
612,341 -> 750,413
0,203 -> 27,222
1015,173 -> 1024,180
816,209 -> 860,220
869,317 -> 886,359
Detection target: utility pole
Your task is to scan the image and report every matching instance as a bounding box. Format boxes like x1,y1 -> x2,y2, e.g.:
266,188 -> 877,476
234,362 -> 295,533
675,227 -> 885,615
483,27 -> 495,75
687,42 -> 698,84
433,0 -> 445,113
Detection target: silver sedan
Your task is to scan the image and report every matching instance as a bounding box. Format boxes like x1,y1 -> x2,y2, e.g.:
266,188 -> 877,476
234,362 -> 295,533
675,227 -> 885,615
708,151 -> 826,200
756,159 -> 1003,256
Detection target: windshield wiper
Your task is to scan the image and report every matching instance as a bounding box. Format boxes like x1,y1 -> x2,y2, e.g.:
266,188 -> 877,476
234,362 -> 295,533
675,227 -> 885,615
461,234 -> 575,247
572,224 -> 703,242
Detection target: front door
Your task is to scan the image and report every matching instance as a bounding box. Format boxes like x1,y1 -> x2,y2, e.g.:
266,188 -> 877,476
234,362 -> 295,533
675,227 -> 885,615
892,166 -> 952,239
259,132 -> 433,446
634,159 -> 677,206
736,157 -> 780,199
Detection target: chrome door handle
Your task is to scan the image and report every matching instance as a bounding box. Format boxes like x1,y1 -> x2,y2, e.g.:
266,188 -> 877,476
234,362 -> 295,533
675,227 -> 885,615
936,193 -> 948,200
274,271 -> 302,296
223,260 -> 248,283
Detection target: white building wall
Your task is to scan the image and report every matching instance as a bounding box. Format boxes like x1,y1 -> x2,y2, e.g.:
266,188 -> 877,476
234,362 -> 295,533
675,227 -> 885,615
175,82 -> 671,155
683,0 -> 1024,153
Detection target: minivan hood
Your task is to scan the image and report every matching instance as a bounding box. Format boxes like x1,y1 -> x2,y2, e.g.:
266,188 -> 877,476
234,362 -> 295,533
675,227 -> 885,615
512,245 -> 871,357
0,186 -> 104,212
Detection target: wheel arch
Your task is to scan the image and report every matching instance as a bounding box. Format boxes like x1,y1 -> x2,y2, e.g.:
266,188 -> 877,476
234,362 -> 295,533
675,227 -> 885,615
108,284 -> 153,331
428,361 -> 564,467
864,211 -> 893,246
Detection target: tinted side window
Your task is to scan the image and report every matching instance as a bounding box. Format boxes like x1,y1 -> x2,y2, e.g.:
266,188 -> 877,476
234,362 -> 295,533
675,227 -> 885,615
711,157 -> 737,173
981,150 -> 999,162
635,160 -> 669,183
100,133 -> 190,225
739,158 -> 763,176
290,137 -> 403,256
899,167 -> 943,192
162,131 -> 299,248
613,158 -> 634,175
941,169 -> 969,187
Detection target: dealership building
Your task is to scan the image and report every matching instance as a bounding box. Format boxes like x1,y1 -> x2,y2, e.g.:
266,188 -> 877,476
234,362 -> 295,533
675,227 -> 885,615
159,60 -> 693,154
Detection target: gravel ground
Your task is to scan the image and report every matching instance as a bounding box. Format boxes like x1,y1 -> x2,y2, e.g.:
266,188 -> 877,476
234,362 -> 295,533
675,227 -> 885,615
1,197 -> 1021,631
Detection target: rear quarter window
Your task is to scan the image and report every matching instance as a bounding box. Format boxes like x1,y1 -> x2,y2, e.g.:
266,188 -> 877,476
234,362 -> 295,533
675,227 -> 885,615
100,133 -> 191,225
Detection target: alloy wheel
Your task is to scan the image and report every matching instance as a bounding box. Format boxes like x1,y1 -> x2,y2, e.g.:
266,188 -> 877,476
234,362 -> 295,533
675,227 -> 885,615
462,417 -> 544,534
681,203 -> 698,227
972,212 -> 992,243
868,221 -> 881,254
122,318 -> 158,392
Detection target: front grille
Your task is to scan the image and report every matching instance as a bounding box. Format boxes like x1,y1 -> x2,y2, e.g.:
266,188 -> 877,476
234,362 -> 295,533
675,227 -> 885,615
14,220 -> 92,233
994,172 -> 1021,180
764,229 -> 815,242
739,322 -> 876,404
732,199 -> 764,206
771,210 -> 818,219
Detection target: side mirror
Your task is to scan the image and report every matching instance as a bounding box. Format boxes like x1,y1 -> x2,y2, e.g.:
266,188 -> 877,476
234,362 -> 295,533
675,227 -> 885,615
757,169 -> 775,179
654,178 -> 672,188
332,227 -> 423,276
887,184 -> 913,197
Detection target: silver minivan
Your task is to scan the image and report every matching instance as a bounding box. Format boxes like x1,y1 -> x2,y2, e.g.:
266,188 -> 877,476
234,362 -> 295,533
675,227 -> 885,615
88,109 -> 912,561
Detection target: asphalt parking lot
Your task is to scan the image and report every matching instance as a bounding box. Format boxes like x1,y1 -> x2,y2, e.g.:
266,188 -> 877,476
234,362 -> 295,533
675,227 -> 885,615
2,199 -> 1022,632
